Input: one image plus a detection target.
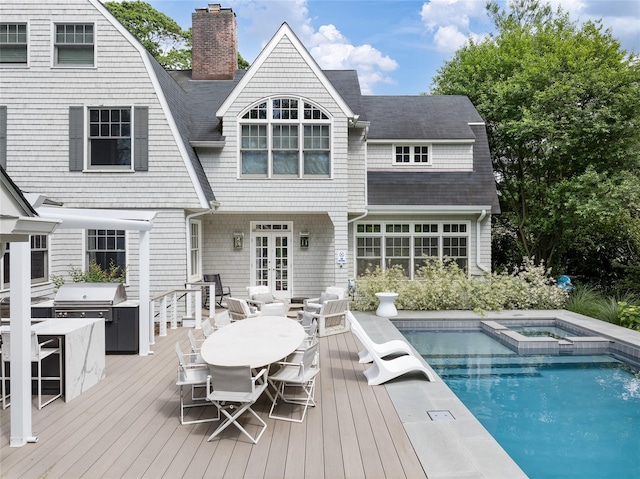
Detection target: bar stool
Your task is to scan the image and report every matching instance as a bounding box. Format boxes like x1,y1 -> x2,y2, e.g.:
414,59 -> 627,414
0,331 -> 63,409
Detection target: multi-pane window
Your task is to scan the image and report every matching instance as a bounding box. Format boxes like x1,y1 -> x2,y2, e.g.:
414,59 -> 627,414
31,235 -> 48,283
87,229 -> 126,277
0,23 -> 27,64
0,235 -> 49,288
54,23 -> 94,66
240,97 -> 331,177
190,220 -> 201,280
89,108 -> 132,168
394,145 -> 430,165
443,223 -> 468,270
355,222 -> 469,277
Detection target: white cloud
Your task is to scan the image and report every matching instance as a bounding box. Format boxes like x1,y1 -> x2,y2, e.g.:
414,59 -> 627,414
226,0 -> 398,94
420,0 -> 490,53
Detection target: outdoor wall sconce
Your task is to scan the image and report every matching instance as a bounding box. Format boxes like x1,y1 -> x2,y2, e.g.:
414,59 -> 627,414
300,231 -> 309,249
233,232 -> 244,250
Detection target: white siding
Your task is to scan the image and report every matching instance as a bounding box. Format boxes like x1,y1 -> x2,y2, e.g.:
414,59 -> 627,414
367,143 -> 474,171
1,1 -> 201,210
0,1 -> 202,299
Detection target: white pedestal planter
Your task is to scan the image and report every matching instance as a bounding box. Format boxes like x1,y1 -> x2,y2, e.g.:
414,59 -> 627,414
375,292 -> 399,317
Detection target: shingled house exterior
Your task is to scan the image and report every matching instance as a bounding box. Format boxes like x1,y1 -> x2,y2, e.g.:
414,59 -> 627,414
0,1 -> 499,305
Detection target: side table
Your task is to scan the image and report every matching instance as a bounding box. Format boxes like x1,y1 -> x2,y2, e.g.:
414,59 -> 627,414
375,292 -> 399,317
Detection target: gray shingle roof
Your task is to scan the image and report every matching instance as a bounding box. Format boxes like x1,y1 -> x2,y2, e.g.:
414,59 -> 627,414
361,95 -> 483,140
149,56 -> 216,204
157,64 -> 499,214
367,124 -> 500,213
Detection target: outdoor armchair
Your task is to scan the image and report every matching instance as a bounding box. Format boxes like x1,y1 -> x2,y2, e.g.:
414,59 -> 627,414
225,297 -> 262,321
246,285 -> 289,316
298,297 -> 350,337
304,286 -> 346,312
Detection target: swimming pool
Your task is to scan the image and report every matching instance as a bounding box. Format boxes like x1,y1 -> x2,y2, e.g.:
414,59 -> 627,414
401,328 -> 640,479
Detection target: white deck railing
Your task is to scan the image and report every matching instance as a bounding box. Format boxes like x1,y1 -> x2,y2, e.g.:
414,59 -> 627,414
149,284 -> 212,345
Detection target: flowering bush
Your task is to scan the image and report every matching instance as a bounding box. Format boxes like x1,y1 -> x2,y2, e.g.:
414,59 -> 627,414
352,258 -> 568,313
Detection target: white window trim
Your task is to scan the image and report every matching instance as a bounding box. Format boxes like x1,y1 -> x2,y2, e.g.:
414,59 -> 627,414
84,229 -> 129,285
51,21 -> 97,69
237,96 -> 334,179
0,21 -> 29,68
85,105 -> 135,172
188,219 -> 202,283
392,143 -> 432,167
354,221 -> 471,278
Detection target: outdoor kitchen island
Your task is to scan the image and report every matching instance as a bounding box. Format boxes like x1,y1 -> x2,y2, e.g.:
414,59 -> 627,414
1,318 -> 106,402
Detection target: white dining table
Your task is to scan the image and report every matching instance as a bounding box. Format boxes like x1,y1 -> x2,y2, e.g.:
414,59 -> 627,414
200,316 -> 306,368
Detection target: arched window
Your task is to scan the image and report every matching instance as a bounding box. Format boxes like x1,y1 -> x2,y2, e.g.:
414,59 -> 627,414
239,97 -> 331,178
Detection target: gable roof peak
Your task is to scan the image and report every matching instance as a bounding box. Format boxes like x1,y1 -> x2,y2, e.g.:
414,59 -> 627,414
216,22 -> 354,119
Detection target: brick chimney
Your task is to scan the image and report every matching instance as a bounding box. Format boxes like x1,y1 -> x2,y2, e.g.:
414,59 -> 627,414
192,4 -> 237,80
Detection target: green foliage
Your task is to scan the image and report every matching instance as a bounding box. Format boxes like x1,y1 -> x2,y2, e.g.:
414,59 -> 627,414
564,284 -> 640,328
352,258 -> 568,313
104,1 -> 250,71
105,1 -> 192,69
51,261 -> 126,288
618,302 -> 640,331
430,0 -> 640,288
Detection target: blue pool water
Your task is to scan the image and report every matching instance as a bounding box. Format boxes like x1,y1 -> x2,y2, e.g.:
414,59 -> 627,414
402,330 -> 640,479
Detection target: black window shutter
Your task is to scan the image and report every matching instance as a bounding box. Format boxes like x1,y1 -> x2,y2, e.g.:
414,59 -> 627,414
134,106 -> 148,171
0,106 -> 7,169
69,106 -> 84,171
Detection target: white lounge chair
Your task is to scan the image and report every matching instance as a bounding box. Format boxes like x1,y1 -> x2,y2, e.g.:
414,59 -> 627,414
206,364 -> 269,444
347,312 -> 436,385
346,313 -> 415,363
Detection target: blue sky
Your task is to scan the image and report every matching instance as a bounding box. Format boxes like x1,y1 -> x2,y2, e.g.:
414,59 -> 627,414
143,0 -> 640,95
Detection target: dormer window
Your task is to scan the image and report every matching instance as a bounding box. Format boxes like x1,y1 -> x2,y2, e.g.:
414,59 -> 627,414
394,144 -> 430,165
240,97 -> 331,178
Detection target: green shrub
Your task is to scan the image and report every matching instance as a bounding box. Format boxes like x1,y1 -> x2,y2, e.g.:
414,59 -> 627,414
617,302 -> 640,330
352,258 -> 568,313
52,260 -> 126,288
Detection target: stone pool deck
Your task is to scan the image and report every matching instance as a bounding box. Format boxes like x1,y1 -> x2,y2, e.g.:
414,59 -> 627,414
353,309 -> 640,479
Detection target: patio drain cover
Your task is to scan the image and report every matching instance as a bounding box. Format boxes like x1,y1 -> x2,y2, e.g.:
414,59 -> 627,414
428,410 -> 455,421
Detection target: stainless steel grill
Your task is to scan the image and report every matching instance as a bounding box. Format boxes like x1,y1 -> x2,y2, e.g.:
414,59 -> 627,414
53,282 -> 127,321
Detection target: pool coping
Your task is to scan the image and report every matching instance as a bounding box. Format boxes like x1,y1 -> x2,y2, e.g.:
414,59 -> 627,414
352,309 -> 640,479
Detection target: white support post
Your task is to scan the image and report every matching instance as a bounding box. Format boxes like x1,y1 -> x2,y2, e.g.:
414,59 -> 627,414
9,242 -> 36,446
171,293 -> 178,329
159,296 -> 167,337
138,230 -> 151,356
149,300 -> 156,346
209,285 -> 215,319
185,284 -> 193,320
195,290 -> 202,329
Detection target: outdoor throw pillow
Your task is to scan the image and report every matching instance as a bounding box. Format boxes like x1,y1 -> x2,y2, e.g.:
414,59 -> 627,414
319,292 -> 339,303
253,292 -> 274,304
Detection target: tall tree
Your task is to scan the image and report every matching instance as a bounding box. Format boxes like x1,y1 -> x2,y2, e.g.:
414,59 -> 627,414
104,1 -> 250,71
431,0 -> 640,285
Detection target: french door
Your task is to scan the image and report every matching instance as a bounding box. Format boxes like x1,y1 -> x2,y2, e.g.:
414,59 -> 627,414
251,222 -> 292,299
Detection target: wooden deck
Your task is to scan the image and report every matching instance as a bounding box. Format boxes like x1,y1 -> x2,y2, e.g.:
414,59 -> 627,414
0,325 -> 427,479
